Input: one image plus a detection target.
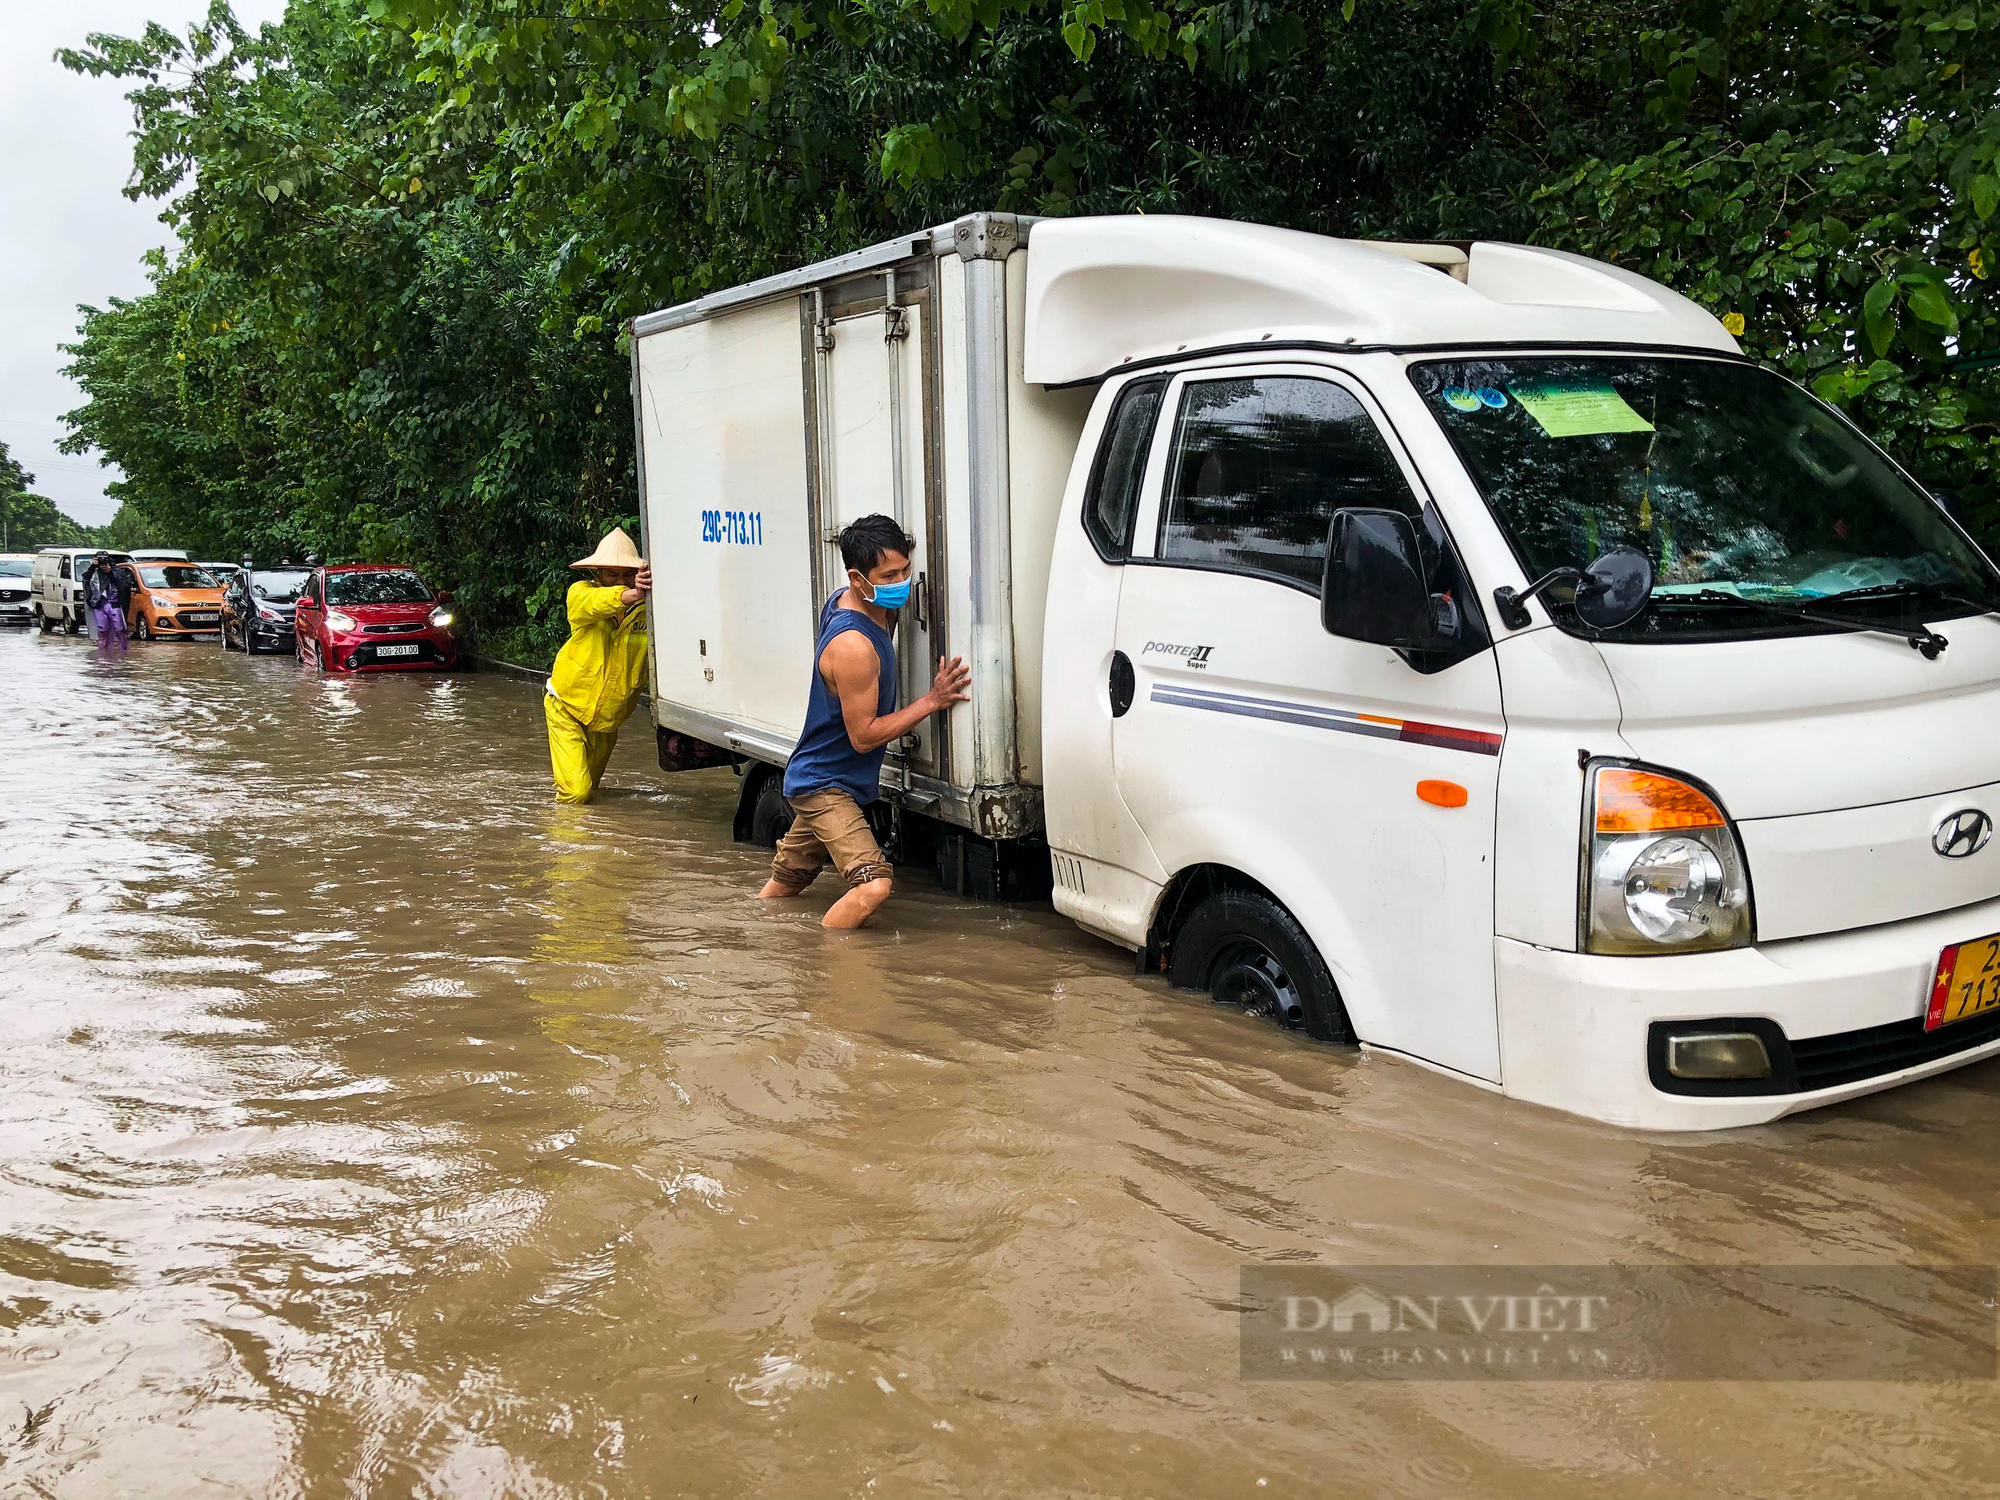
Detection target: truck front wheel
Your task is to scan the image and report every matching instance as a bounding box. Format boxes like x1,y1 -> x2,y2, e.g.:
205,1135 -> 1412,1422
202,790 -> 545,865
1168,891 -> 1354,1044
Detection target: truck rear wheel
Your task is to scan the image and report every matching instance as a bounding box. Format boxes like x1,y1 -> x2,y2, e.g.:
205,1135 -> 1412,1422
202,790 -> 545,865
38,608 -> 54,634
1168,890 -> 1353,1044
62,609 -> 79,636
747,773 -> 793,848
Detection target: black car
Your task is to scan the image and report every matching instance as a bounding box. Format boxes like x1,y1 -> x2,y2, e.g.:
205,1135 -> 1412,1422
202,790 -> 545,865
221,565 -> 312,654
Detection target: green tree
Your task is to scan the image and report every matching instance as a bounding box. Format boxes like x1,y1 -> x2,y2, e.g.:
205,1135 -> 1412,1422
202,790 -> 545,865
1485,0 -> 2000,536
0,441 -> 98,551
54,0 -> 2000,676
61,2 -> 634,664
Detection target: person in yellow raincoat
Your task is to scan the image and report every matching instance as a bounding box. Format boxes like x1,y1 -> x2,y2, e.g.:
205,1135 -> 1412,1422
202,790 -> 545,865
545,527 -> 651,804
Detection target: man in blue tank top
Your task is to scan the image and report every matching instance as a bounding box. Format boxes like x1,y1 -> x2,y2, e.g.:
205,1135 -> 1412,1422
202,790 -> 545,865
757,514 -> 970,928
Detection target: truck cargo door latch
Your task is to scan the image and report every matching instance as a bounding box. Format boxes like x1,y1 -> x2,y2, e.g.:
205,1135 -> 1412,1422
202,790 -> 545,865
812,286 -> 835,352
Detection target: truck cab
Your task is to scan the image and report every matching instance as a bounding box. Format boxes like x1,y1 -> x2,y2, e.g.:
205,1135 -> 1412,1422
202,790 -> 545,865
1031,218 -> 2000,1129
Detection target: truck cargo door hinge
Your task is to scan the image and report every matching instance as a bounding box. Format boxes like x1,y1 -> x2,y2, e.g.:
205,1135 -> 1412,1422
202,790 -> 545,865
883,305 -> 909,342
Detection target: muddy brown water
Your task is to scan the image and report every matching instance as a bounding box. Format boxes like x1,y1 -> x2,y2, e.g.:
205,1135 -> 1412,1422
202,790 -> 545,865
5,626 -> 2000,1497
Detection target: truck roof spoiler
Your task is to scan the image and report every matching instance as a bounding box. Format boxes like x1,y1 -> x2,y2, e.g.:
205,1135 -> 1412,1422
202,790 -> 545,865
1019,216 -> 1740,386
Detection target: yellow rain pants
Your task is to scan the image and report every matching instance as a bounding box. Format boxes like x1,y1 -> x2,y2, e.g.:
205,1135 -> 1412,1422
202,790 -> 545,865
545,693 -> 620,804
544,580 -> 648,804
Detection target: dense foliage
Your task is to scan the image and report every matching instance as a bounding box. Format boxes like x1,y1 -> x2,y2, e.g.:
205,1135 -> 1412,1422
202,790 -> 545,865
59,0 -> 2000,666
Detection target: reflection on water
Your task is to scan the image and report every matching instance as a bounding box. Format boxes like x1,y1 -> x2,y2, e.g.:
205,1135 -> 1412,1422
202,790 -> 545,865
4,628 -> 2000,1495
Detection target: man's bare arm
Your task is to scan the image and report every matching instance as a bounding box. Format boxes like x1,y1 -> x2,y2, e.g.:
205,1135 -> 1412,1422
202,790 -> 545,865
823,633 -> 970,754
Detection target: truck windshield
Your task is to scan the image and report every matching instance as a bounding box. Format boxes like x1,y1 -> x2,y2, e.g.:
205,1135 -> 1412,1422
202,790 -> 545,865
1410,356 -> 2000,642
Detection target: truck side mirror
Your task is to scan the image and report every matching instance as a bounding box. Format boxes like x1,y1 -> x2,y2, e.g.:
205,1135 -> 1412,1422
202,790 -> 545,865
1320,509 -> 1441,649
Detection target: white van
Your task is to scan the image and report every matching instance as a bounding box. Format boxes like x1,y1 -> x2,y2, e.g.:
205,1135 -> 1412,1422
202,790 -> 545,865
630,213 -> 2000,1130
32,547 -> 115,634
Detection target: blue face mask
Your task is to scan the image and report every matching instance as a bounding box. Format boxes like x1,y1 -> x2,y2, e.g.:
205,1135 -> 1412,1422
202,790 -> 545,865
862,576 -> 912,611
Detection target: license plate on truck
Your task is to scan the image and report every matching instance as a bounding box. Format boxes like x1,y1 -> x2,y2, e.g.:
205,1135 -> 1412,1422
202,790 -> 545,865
1925,933 -> 2000,1031
376,644 -> 419,657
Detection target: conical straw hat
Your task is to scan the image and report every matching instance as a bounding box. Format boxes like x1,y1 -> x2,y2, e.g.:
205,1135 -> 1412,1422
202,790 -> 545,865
571,526 -> 645,570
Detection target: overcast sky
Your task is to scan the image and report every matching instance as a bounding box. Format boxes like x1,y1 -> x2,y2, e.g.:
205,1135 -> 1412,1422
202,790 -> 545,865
1,1 -> 288,526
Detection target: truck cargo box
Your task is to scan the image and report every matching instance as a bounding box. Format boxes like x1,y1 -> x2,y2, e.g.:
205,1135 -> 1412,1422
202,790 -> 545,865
630,213 -> 1092,843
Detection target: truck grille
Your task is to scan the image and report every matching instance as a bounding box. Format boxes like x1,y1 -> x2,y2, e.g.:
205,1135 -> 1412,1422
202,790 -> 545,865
1792,1011 -> 2000,1092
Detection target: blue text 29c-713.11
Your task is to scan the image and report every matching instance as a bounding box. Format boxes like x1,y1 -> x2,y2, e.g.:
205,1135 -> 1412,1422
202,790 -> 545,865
701,510 -> 762,546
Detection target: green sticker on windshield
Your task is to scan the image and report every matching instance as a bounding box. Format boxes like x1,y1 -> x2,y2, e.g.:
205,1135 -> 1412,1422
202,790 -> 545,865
1508,383 -> 1655,438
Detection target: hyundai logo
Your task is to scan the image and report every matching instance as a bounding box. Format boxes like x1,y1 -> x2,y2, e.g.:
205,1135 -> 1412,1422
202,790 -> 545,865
1933,809 -> 1993,859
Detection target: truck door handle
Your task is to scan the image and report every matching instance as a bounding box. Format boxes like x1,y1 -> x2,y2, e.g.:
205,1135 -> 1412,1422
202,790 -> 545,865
914,571 -> 928,629
1109,651 -> 1135,717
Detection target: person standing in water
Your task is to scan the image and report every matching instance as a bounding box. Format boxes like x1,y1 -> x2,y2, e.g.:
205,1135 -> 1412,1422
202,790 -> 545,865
545,526 -> 651,804
84,553 -> 130,652
757,514 -> 969,929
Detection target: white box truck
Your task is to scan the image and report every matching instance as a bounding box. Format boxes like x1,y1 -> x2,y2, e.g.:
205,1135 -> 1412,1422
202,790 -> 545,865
631,212 -> 2000,1131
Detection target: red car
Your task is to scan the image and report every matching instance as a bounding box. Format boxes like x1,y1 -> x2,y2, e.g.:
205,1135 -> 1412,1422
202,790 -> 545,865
292,564 -> 461,672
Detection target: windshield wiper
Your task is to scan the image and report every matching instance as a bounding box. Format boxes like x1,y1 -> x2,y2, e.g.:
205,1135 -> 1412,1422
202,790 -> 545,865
1813,580 -> 1999,615
1669,588 -> 1950,659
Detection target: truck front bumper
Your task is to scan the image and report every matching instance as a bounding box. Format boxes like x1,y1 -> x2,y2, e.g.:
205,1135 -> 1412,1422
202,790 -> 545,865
1496,894 -> 2000,1130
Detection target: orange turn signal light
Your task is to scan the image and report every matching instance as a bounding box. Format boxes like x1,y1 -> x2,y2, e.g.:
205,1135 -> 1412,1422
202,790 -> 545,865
1417,779 -> 1468,808
1594,766 -> 1725,833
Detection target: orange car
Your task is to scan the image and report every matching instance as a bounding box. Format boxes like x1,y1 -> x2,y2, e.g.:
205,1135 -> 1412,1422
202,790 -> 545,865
121,560 -> 226,640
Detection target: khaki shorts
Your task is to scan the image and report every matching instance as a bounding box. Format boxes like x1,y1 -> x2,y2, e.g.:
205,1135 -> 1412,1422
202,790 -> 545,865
770,788 -> 892,891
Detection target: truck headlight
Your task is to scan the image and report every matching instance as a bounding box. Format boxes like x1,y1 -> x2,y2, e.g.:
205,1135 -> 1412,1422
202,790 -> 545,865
1582,761 -> 1752,955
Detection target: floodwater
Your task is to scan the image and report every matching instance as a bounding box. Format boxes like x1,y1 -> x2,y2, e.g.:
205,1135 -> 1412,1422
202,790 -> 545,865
4,626 -> 2000,1498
